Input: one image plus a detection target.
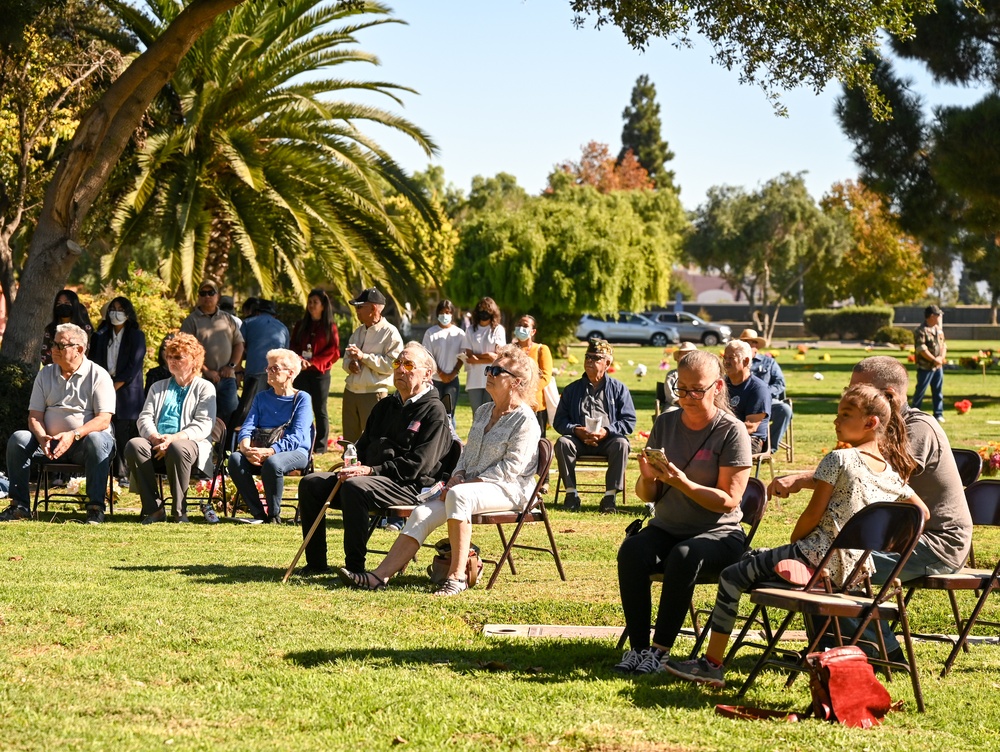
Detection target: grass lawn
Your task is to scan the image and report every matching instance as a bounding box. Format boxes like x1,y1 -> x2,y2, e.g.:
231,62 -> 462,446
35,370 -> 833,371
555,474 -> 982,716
2,342 -> 999,750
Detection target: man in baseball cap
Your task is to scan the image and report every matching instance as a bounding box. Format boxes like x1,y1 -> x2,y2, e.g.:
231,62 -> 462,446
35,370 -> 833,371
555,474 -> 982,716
913,305 -> 946,422
342,286 -> 403,441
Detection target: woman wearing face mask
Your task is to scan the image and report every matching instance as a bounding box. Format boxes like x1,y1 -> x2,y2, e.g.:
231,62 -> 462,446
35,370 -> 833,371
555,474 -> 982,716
421,299 -> 466,424
512,314 -> 553,434
91,297 -> 148,485
41,289 -> 94,365
462,297 -> 505,413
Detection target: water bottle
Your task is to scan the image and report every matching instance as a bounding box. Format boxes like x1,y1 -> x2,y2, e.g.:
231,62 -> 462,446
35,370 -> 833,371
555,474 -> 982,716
303,343 -> 313,361
342,443 -> 357,467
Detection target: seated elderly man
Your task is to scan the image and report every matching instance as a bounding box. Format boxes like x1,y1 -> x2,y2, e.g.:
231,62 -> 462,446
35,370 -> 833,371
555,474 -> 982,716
3,323 -> 116,524
740,329 -> 792,453
554,338 -> 636,514
722,340 -> 771,454
295,342 -> 453,576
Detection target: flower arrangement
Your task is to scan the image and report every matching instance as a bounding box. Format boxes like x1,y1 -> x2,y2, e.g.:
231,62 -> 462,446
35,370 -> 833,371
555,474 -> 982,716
954,399 -> 972,414
64,477 -> 124,504
978,442 -> 1000,478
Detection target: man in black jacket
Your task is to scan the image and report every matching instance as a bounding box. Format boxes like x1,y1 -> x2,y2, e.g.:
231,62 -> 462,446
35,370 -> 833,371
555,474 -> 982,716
296,342 -> 453,576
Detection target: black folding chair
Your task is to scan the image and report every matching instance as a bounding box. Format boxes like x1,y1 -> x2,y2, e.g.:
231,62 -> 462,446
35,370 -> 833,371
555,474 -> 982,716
32,450 -> 116,519
735,502 -> 926,712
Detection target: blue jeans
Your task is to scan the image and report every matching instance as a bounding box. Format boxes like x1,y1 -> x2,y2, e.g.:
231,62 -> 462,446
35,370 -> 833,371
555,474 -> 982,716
6,429 -> 115,511
229,448 -> 309,519
215,376 -> 239,425
770,401 -> 793,453
911,367 -> 944,418
433,379 -> 460,427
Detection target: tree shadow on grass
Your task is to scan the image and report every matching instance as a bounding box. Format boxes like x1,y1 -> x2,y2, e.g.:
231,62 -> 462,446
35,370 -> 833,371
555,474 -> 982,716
112,563 -> 291,584
284,639 -> 622,683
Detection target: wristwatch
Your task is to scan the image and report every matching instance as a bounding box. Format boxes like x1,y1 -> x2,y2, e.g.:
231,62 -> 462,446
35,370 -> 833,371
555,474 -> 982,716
73,430 -> 81,442
226,362 -> 236,369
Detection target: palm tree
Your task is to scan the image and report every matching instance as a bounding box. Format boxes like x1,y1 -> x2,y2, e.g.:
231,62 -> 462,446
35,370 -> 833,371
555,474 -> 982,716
106,0 -> 437,303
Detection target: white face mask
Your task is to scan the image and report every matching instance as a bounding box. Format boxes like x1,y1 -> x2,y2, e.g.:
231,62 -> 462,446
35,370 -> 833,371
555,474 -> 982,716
513,326 -> 531,342
109,311 -> 128,326
438,313 -> 452,326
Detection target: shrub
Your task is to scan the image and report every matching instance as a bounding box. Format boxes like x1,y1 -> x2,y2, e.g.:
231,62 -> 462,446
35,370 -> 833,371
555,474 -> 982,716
873,326 -> 914,347
92,266 -> 187,371
804,306 -> 893,340
804,310 -> 837,338
0,357 -> 36,472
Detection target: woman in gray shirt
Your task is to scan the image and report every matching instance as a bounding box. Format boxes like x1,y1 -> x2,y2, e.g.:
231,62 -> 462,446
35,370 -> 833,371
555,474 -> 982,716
614,350 -> 751,675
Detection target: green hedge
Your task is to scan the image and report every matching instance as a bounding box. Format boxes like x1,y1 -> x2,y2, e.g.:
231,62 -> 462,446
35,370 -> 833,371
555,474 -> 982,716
873,325 -> 914,347
804,306 -> 894,340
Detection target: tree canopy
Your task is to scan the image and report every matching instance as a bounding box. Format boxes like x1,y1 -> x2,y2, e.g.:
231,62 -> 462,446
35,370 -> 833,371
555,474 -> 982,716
448,174 -> 686,343
570,0 -> 935,116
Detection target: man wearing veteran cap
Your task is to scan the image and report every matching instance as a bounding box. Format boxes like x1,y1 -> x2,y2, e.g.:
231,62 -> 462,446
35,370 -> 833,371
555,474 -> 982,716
342,287 -> 404,442
739,329 -> 792,453
553,338 -> 636,514
912,305 -> 946,423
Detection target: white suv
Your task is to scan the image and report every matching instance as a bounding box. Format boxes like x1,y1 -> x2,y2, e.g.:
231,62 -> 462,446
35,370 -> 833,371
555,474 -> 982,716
642,311 -> 731,346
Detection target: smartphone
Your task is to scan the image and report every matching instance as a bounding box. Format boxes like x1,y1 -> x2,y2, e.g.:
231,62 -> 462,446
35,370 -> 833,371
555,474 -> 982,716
643,447 -> 668,465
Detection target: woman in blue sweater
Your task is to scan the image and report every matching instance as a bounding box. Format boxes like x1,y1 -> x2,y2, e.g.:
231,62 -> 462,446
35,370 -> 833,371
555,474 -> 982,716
229,349 -> 313,523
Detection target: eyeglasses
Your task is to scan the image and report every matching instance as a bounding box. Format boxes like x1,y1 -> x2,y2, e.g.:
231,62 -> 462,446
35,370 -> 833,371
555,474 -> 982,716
485,364 -> 516,378
675,385 -> 715,399
198,289 -> 217,297
52,341 -> 82,351
722,357 -> 742,365
266,365 -> 290,374
392,358 -> 418,372
584,354 -> 607,363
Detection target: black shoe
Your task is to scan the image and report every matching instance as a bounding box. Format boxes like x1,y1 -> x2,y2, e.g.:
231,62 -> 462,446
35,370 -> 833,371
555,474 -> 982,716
599,496 -> 618,515
295,563 -> 331,577
86,507 -> 105,525
267,515 -> 282,525
174,513 -> 190,523
0,504 -> 31,522
563,493 -> 581,512
141,507 -> 166,525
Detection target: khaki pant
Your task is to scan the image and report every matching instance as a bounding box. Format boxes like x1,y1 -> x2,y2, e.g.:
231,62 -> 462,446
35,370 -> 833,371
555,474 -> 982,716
341,389 -> 385,443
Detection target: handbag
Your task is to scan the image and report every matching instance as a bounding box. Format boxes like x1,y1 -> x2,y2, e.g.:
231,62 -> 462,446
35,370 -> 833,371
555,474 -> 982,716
250,392 -> 301,448
806,646 -> 896,728
427,538 -> 483,587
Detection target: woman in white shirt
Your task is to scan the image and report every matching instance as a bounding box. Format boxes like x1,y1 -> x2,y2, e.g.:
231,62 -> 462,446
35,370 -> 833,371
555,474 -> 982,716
462,296 -> 505,413
422,299 -> 466,424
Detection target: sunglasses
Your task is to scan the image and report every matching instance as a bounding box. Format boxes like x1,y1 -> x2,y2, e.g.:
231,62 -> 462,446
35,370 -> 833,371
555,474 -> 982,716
485,364 -> 516,378
198,289 -> 217,297
52,341 -> 82,351
266,365 -> 290,374
392,358 -> 418,372
584,353 -> 607,363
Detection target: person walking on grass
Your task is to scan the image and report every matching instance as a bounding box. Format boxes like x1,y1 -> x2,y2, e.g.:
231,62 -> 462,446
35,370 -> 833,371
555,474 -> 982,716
912,304 -> 947,423
664,383 -> 929,689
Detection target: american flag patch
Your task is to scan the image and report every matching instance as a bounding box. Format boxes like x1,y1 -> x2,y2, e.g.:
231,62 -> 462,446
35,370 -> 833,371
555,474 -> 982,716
407,420 -> 421,432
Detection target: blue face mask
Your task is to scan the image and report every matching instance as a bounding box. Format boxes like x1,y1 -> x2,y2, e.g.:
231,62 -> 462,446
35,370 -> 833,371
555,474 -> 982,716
513,326 -> 531,342
438,313 -> 452,326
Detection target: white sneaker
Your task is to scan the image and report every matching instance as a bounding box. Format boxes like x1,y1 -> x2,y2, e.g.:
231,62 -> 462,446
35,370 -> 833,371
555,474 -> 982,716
935,415 -> 946,424
612,649 -> 644,674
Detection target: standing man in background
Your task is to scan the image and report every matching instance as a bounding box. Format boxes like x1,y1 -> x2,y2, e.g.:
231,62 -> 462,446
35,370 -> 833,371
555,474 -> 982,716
912,304 -> 947,423
342,287 -> 403,443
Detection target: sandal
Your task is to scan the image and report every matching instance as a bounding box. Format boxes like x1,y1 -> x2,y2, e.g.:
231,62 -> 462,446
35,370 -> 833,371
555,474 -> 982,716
432,577 -> 469,597
337,567 -> 386,591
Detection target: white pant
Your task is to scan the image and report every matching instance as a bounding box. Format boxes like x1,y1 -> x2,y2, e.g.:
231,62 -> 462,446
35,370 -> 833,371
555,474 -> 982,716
402,482 -> 519,545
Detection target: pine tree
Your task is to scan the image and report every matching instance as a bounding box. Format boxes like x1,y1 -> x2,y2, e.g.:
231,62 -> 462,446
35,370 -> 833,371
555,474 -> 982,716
619,74 -> 676,191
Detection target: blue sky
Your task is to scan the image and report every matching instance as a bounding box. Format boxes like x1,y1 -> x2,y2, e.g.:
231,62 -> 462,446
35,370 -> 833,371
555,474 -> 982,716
351,1 -> 988,210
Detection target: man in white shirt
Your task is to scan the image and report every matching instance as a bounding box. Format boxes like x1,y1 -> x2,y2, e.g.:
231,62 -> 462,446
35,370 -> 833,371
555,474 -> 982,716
342,287 -> 404,442
3,324 -> 116,524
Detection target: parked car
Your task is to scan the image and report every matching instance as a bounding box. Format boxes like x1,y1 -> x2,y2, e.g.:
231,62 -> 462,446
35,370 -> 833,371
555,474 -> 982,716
575,313 -> 680,347
642,310 -> 731,346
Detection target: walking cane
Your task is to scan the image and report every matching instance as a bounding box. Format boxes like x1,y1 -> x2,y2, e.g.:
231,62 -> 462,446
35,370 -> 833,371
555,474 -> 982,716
283,477 -> 342,583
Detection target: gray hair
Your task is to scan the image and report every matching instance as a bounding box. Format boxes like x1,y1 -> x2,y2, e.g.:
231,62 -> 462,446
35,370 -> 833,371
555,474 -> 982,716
401,341 -> 437,385
724,340 -> 752,363
677,350 -> 731,414
267,348 -> 302,379
55,323 -> 87,347
495,343 -> 539,402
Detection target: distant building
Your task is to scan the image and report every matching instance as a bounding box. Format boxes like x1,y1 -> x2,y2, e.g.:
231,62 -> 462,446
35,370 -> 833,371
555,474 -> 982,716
674,267 -> 740,304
